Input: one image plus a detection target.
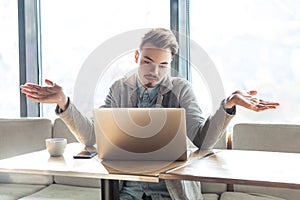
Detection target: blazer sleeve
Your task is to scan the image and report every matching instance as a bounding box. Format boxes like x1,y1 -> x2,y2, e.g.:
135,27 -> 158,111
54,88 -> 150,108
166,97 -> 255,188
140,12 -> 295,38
179,82 -> 235,149
56,99 -> 96,146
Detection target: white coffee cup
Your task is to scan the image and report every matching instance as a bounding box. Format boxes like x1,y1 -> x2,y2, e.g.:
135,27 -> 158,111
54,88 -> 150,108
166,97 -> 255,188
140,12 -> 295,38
45,138 -> 67,157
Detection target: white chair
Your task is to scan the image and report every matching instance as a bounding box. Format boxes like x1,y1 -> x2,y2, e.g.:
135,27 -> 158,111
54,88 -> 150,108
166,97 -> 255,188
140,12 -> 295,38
228,123 -> 300,200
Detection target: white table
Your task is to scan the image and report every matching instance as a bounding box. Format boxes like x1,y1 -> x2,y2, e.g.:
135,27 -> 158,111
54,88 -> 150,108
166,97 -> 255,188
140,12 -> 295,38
0,143 -> 211,200
161,149 -> 300,190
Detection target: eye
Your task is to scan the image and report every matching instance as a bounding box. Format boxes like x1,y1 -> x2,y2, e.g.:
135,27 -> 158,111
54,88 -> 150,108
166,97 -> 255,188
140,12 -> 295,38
159,65 -> 168,69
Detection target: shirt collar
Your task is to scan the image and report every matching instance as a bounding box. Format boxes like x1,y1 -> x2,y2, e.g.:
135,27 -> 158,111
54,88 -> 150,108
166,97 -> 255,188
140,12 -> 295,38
137,79 -> 160,100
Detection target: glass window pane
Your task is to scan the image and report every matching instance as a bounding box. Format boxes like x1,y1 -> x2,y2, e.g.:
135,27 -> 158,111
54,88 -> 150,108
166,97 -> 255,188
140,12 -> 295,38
0,0 -> 19,117
40,0 -> 170,118
190,0 -> 300,126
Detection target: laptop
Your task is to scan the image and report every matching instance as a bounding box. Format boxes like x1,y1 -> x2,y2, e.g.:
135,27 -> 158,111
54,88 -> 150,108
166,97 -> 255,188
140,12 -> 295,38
93,108 -> 188,161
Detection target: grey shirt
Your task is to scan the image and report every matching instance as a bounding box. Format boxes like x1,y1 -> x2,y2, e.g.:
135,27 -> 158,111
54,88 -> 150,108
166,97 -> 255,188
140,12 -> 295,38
137,81 -> 160,108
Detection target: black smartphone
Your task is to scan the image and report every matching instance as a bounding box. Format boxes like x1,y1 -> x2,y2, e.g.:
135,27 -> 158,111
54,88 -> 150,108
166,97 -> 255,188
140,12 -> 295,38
73,149 -> 97,159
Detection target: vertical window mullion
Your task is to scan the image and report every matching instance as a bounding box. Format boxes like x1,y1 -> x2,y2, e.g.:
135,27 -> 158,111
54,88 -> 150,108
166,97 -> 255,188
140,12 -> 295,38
18,0 -> 41,117
170,0 -> 190,80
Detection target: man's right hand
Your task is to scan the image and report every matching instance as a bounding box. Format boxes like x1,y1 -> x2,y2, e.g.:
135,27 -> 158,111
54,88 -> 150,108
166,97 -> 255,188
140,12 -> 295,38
20,79 -> 68,111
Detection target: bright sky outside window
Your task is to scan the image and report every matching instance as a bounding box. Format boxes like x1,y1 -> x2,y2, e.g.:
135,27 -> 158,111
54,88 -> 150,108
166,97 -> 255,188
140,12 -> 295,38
40,0 -> 170,118
190,0 -> 300,126
0,0 -> 19,117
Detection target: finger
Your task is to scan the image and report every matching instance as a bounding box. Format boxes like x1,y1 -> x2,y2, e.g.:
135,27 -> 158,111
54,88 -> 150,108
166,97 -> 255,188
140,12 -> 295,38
20,83 -> 38,90
261,102 -> 280,106
21,87 -> 50,98
244,102 -> 276,112
254,104 -> 278,112
21,83 -> 42,91
232,91 -> 252,99
21,85 -> 42,94
20,88 -> 32,94
45,79 -> 59,93
20,87 -> 40,96
251,105 -> 270,112
256,107 -> 277,112
25,94 -> 41,102
23,90 -> 41,98
265,106 -> 278,109
258,99 -> 280,106
22,83 -> 56,95
26,92 -> 51,101
45,79 -> 54,86
250,98 -> 259,104
247,90 -> 257,96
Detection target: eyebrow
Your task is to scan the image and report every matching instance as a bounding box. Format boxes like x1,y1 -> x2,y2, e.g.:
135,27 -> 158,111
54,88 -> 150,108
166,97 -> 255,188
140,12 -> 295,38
143,56 -> 170,65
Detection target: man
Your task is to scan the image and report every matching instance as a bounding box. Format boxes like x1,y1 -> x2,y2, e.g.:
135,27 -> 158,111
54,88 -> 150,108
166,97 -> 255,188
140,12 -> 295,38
20,28 -> 279,200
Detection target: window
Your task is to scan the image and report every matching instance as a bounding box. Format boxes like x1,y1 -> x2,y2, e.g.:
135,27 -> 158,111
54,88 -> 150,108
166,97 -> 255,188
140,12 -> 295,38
0,0 -> 19,117
190,0 -> 300,128
40,0 -> 170,118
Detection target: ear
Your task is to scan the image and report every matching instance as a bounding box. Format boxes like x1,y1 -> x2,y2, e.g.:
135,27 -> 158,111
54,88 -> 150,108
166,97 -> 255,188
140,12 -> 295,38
134,50 -> 139,64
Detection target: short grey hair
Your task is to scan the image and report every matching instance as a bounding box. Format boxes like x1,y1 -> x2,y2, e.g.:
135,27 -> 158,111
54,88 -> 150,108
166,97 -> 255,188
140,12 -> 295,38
139,28 -> 179,56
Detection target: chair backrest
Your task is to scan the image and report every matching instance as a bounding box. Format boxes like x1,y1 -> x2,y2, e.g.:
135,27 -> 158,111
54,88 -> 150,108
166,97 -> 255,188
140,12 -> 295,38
0,118 -> 52,159
232,123 -> 300,200
52,118 -> 78,143
0,118 -> 53,185
233,123 -> 300,153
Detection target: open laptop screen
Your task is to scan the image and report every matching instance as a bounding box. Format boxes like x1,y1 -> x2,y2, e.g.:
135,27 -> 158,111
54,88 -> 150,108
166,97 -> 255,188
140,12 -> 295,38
94,108 -> 187,161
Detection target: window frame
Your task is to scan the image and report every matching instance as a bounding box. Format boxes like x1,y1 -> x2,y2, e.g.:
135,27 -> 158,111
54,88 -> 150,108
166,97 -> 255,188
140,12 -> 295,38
18,0 -> 42,117
18,0 -> 190,116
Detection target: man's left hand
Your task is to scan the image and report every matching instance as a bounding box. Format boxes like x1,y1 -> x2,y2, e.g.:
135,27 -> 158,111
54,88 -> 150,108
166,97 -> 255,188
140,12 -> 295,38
225,90 -> 280,112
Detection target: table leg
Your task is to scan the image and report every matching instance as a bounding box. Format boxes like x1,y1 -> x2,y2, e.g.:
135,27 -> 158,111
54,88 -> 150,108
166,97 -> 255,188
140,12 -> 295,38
101,179 -> 119,200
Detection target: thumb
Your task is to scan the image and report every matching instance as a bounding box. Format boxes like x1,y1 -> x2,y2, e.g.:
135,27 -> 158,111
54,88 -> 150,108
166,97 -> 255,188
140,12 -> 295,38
45,79 -> 54,86
247,90 -> 257,96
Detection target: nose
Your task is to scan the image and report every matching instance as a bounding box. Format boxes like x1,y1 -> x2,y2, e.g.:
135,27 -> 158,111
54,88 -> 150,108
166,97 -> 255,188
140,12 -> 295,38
149,63 -> 159,74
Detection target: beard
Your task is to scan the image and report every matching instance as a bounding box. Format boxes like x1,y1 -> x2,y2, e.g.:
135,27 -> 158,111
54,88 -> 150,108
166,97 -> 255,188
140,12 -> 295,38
143,74 -> 159,88
144,82 -> 155,88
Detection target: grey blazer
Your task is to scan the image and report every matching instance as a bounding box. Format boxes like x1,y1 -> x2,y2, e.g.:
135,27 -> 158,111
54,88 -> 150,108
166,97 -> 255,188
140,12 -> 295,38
57,73 -> 234,200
